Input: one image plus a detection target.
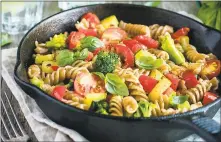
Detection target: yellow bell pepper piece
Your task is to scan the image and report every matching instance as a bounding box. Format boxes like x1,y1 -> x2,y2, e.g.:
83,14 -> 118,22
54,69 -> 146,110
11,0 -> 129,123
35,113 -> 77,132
101,15 -> 119,29
35,54 -> 54,64
150,69 -> 163,81
42,61 -> 58,73
149,77 -> 171,102
84,93 -> 107,107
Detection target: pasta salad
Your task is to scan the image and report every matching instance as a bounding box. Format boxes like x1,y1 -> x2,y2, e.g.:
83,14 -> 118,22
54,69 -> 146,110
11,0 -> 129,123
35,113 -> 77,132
28,12 -> 220,117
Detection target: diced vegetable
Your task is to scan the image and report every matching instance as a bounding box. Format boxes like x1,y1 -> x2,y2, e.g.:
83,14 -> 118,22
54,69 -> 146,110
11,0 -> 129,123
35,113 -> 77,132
150,69 -> 163,80
163,87 -> 175,96
105,73 -> 129,96
177,101 -> 190,111
35,54 -> 54,64
101,15 -> 119,29
200,59 -> 221,79
89,100 -> 109,115
139,75 -> 158,93
51,86 -> 66,101
78,28 -> 97,37
165,73 -> 180,91
171,27 -> 190,39
85,51 -> 94,61
84,93 -> 107,107
169,95 -> 188,107
80,36 -> 104,52
101,28 -> 127,41
30,77 -> 44,88
115,44 -> 134,68
92,72 -> 105,80
182,70 -> 198,89
46,33 -> 67,49
134,35 -> 159,49
42,61 -> 58,73
149,77 -> 171,102
160,33 -> 185,65
135,49 -> 163,70
123,39 -> 146,53
202,92 -> 218,105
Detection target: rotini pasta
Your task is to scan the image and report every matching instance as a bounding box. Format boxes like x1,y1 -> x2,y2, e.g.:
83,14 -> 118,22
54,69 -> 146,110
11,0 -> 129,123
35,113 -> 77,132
27,12 -> 220,118
109,96 -> 123,116
184,79 -> 212,104
149,24 -> 174,40
119,20 -> 151,37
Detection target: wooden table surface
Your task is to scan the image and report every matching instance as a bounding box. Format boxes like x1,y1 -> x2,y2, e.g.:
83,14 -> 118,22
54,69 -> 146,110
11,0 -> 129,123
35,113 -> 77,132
1,2 -> 61,141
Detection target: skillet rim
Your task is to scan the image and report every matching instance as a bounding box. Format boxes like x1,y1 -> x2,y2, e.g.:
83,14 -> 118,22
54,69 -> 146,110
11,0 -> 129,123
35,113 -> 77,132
14,3 -> 221,121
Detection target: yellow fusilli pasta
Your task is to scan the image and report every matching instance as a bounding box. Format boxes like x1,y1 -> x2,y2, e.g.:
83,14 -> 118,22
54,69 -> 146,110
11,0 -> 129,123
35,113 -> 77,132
148,48 -> 170,60
28,65 -> 41,78
122,96 -> 138,114
185,45 -> 208,62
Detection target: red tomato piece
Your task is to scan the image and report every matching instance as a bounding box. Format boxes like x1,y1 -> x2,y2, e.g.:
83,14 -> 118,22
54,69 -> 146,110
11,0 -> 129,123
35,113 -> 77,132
115,44 -> 134,68
123,39 -> 146,53
74,72 -> 105,96
66,32 -> 85,49
163,87 -> 174,96
200,59 -> 221,80
139,75 -> 158,93
165,73 -> 180,91
101,28 -> 127,41
51,86 -> 66,101
133,35 -> 159,49
182,70 -> 198,89
51,66 -> 59,71
93,47 -> 103,55
203,92 -> 218,105
85,51 -> 94,61
78,28 -> 97,37
81,12 -> 100,28
172,27 -> 190,39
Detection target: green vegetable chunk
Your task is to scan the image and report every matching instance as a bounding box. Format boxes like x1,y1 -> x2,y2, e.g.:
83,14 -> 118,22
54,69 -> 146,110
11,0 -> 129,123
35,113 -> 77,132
80,36 -> 104,51
169,93 -> 188,108
89,100 -> 109,115
160,33 -> 185,65
92,72 -> 105,80
105,73 -> 129,96
94,51 -> 119,74
135,50 -> 163,69
46,33 -> 68,49
134,101 -> 155,117
177,101 -> 190,111
56,48 -> 89,66
30,77 -> 44,88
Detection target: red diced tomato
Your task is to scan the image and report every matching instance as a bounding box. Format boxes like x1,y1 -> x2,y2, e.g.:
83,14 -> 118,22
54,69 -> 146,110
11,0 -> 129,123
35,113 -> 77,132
203,92 -> 218,105
81,12 -> 100,28
172,27 -> 190,39
85,51 -> 94,61
51,86 -> 66,101
182,70 -> 198,89
67,32 -> 85,49
123,39 -> 146,53
163,87 -> 174,96
133,35 -> 159,49
165,73 -> 180,91
139,75 -> 158,93
78,28 -> 97,37
51,66 -> 59,71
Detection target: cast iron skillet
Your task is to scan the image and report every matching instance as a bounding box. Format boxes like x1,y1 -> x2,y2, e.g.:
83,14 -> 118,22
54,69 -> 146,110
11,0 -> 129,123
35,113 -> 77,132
14,4 -> 221,142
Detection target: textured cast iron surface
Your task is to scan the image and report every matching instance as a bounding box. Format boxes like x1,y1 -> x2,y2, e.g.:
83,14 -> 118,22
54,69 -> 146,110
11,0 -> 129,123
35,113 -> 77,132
14,4 -> 221,142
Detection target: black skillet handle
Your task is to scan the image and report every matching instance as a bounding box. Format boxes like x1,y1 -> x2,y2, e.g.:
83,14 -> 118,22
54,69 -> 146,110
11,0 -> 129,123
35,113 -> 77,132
171,116 -> 221,142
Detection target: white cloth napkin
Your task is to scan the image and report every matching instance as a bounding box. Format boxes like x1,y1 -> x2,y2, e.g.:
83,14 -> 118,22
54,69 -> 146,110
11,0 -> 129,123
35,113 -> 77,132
2,47 -> 220,142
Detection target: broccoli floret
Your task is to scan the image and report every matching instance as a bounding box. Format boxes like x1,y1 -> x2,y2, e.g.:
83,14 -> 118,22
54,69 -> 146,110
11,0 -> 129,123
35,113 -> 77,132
134,101 -> 155,118
89,100 -> 109,115
46,33 -> 67,49
94,51 -> 119,74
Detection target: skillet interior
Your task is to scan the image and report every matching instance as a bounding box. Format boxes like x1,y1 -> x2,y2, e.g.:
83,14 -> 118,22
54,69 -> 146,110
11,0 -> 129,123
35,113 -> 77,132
14,4 -> 221,142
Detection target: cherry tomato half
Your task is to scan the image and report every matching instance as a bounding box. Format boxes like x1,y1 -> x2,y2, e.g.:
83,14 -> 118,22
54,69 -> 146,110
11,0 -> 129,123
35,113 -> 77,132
165,73 -> 180,91
81,12 -> 100,28
172,27 -> 190,39
74,72 -> 105,96
203,92 -> 218,105
139,75 -> 158,93
67,32 -> 85,49
133,35 -> 159,49
182,70 -> 198,89
101,28 -> 127,41
51,86 -> 66,101
115,44 -> 134,68
85,51 -> 94,61
200,59 -> 221,80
